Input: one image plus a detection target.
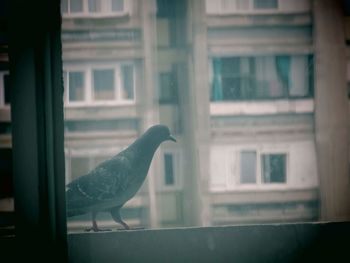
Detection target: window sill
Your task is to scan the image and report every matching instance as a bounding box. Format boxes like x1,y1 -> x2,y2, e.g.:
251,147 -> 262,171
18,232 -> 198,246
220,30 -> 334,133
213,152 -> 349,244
206,10 -> 311,17
62,12 -> 130,20
64,130 -> 138,140
67,221 -> 350,263
64,103 -> 137,120
65,101 -> 135,108
210,99 -> 314,116
210,187 -> 318,204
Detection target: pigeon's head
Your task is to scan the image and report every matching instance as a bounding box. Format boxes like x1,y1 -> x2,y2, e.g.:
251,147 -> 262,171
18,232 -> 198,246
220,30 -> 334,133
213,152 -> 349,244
145,125 -> 176,144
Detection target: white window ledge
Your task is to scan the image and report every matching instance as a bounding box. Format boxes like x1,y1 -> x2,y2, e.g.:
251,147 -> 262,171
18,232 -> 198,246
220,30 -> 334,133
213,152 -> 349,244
210,99 -> 314,116
206,10 -> 310,16
62,12 -> 129,19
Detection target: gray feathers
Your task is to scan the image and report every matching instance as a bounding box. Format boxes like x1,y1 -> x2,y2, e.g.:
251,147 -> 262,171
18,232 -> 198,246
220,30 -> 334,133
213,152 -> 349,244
66,125 -> 176,221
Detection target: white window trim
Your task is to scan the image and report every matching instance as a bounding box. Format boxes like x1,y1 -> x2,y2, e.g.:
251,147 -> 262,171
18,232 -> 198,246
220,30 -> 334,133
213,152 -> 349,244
63,62 -> 136,107
206,0 -> 277,14
209,145 -> 290,192
0,71 -> 10,108
157,149 -> 183,192
62,0 -> 131,18
210,99 -> 315,116
236,147 -> 289,191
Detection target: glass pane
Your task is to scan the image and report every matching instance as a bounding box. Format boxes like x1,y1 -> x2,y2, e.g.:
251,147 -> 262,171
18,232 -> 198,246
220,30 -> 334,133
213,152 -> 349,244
61,0 -> 68,13
93,69 -> 115,100
164,153 -> 174,185
253,0 -> 277,9
289,56 -> 309,97
240,151 -> 256,184
112,0 -> 124,12
261,154 -> 286,183
212,55 -> 305,101
88,0 -> 101,13
62,0 -> 320,234
256,56 -> 286,98
70,0 -> 83,13
70,157 -> 90,181
121,65 -> 134,99
221,57 -> 241,100
69,71 -> 85,101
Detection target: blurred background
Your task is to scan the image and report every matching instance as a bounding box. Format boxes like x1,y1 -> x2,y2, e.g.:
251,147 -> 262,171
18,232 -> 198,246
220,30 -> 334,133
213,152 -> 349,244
1,0 -> 350,233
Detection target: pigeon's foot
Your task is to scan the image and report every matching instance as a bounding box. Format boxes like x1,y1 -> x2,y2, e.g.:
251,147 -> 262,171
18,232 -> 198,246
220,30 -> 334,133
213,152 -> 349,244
85,218 -> 111,232
110,206 -> 130,230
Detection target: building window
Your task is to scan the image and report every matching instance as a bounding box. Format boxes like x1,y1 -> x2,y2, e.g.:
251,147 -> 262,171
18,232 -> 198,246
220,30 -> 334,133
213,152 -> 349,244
157,0 -> 176,18
67,71 -> 85,102
61,0 -> 84,14
63,63 -> 135,105
88,0 -> 103,12
211,55 -> 313,101
261,154 -> 286,183
62,0 -> 126,16
121,65 -> 135,100
158,71 -> 178,104
253,0 -> 277,9
164,153 -> 175,185
239,151 -> 287,185
93,69 -> 115,101
0,71 -> 10,107
111,0 -> 124,12
240,151 -> 257,184
206,0 -> 280,14
158,151 -> 182,190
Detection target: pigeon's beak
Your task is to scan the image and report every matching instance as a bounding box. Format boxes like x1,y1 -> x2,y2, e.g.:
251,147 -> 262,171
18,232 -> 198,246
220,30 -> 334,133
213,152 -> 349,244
168,135 -> 177,142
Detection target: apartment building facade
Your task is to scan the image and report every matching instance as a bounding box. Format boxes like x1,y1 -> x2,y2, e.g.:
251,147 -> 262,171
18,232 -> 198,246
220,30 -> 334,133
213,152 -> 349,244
1,0 -> 349,231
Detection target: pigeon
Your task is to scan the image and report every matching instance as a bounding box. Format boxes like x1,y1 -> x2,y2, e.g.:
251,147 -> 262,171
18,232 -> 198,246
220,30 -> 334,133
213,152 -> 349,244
66,125 -> 176,231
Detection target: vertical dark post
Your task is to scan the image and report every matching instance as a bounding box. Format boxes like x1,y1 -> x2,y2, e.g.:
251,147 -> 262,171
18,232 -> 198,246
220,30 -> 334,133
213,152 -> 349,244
314,0 -> 350,220
9,0 -> 67,262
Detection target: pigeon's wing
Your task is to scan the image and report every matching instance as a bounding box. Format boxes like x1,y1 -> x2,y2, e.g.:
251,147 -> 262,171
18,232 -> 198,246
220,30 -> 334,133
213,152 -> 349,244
66,156 -> 131,215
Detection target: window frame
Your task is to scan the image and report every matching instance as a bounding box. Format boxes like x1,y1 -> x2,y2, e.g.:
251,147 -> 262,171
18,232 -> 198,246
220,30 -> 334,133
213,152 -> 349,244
64,69 -> 87,103
8,0 -> 67,260
205,0 -> 281,15
209,145 -> 290,192
65,146 -> 123,182
260,152 -> 287,184
157,149 -> 183,192
63,62 -> 136,107
209,55 -> 314,102
237,148 -> 289,190
61,0 -> 130,18
6,0 -> 350,262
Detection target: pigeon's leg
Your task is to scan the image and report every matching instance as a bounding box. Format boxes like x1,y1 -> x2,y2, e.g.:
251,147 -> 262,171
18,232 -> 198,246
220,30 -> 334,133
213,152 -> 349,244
110,206 -> 130,230
85,211 -> 109,232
